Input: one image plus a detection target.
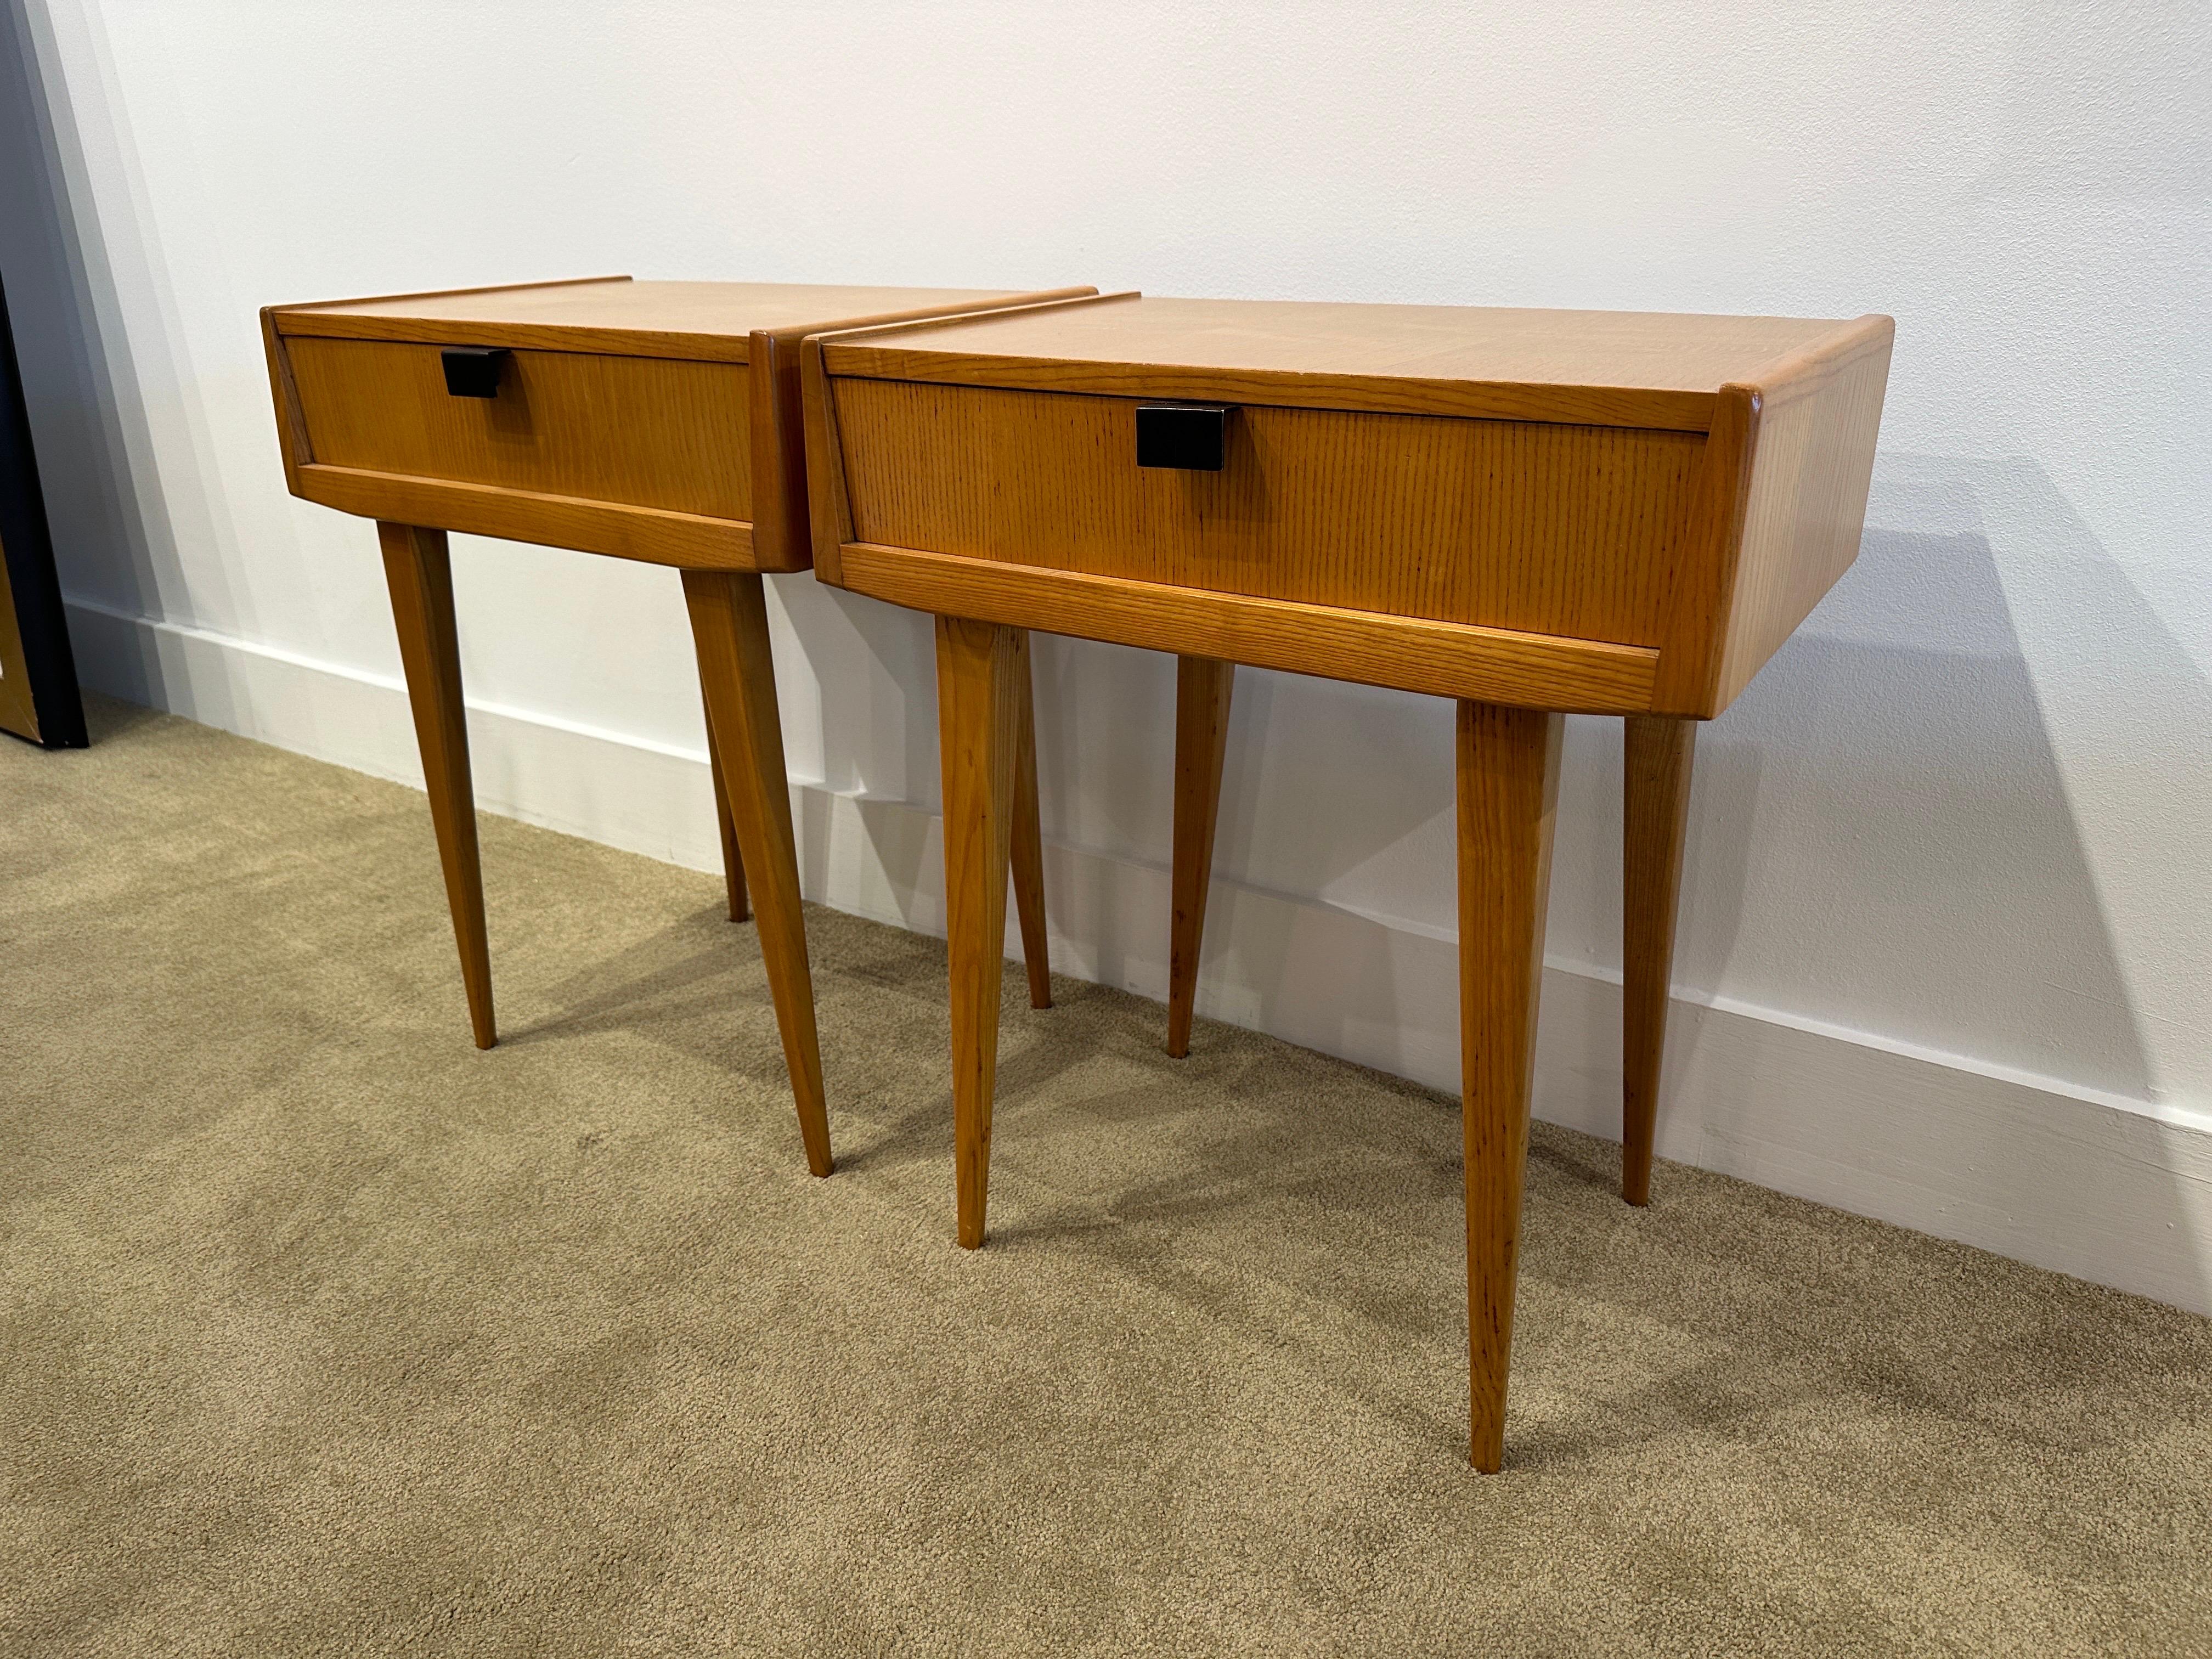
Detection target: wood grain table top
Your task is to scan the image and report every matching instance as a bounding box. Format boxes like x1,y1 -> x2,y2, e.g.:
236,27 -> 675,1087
821,294 -> 1891,430
273,278 -> 1092,363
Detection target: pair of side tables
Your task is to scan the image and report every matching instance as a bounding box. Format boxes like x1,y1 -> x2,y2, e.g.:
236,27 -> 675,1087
259,279 -> 1892,1470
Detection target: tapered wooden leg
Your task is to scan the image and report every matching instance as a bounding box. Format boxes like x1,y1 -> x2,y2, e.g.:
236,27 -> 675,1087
1622,715 -> 1696,1207
1166,656 -> 1234,1058
683,570 -> 831,1177
1009,651 -> 1052,1009
378,522 -> 495,1051
703,700 -> 751,923
1458,701 -> 1563,1474
936,616 -> 1028,1249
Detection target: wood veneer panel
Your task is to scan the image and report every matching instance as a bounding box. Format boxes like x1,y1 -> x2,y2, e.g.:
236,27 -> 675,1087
742,287 -> 1095,571
289,337 -> 752,521
834,381 -> 1702,647
1714,324 -> 1894,708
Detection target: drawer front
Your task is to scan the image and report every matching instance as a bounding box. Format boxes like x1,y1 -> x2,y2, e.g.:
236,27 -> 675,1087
834,379 -> 1703,646
287,336 -> 752,521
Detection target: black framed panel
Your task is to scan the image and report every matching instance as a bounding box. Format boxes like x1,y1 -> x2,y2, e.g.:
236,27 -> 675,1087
0,270 -> 86,749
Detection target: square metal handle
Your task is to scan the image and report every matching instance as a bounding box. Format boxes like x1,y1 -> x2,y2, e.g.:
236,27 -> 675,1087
441,347 -> 510,399
1136,403 -> 1230,471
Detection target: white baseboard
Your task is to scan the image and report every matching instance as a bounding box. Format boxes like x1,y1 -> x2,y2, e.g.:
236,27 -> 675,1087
65,598 -> 2212,1316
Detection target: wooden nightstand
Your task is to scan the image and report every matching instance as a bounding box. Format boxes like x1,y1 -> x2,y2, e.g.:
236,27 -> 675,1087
261,277 -> 1091,1173
800,291 -> 1892,1467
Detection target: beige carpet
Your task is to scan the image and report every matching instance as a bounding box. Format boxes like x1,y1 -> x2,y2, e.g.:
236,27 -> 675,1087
3,696 -> 2207,1657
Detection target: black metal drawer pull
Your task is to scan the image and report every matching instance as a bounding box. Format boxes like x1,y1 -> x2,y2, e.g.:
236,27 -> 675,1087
441,347 -> 510,399
1136,403 -> 1230,471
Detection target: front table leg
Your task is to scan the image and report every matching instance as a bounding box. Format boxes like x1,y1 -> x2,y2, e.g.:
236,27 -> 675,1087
935,616 -> 1030,1248
1458,701 -> 1564,1472
1622,714 -> 1696,1206
683,570 -> 833,1177
377,521 -> 496,1051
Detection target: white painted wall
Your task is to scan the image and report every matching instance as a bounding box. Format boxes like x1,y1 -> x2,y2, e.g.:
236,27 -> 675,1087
7,2 -> 2209,1306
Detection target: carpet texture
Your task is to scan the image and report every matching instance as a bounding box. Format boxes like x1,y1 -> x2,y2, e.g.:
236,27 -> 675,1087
3,697 -> 2208,1657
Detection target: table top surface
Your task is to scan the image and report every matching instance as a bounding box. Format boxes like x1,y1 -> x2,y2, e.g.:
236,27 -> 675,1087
270,279 -> 1091,360
823,295 -> 1889,429
834,295 -> 1863,390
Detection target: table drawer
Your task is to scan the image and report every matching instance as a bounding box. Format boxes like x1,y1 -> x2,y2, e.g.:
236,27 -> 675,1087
287,335 -> 752,521
832,379 -> 1704,647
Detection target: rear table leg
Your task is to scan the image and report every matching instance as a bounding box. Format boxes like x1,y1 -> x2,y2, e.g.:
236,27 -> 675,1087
1010,650 -> 1052,1009
1166,656 -> 1234,1058
1622,714 -> 1696,1206
705,700 -> 751,923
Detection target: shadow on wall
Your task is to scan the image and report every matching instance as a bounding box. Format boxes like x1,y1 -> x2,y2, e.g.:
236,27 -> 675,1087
1695,544 -> 2150,1084
974,452 -> 2201,1135
1679,453 -> 2212,1110
1029,451 -> 2190,1100
1665,445 -> 2208,1323
2,0 -> 194,633
1024,447 -> 2209,1309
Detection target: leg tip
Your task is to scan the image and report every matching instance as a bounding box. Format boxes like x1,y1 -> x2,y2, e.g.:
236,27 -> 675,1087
1166,1017 -> 1192,1059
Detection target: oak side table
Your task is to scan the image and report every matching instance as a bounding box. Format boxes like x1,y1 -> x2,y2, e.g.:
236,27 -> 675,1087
800,292 -> 1892,1467
260,277 -> 1090,1173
